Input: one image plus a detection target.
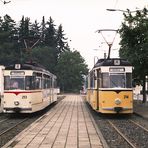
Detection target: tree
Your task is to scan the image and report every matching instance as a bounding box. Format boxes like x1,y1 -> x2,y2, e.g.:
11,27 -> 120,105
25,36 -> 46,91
30,20 -> 41,39
45,17 -> 57,47
18,16 -> 41,63
119,8 -> 148,103
0,15 -> 18,65
56,50 -> 88,92
40,16 -> 46,45
56,24 -> 69,55
32,46 -> 56,73
18,16 -> 31,62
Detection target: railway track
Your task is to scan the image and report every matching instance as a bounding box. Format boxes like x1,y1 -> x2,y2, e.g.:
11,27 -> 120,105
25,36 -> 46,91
0,118 -> 29,137
105,118 -> 148,148
85,101 -> 148,148
110,118 -> 148,147
0,117 -> 31,147
0,118 -> 9,124
0,97 -> 64,147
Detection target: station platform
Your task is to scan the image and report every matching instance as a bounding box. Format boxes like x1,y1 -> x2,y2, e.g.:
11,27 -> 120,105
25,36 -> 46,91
3,95 -> 107,148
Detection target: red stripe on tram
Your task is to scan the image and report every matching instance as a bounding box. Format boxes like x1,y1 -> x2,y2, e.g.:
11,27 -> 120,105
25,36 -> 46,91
4,91 -> 42,96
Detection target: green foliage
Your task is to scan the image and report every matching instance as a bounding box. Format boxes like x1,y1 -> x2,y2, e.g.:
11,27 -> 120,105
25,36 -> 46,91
0,14 -> 89,93
56,24 -> 69,54
0,15 -> 70,65
32,46 -> 56,73
119,8 -> 148,102
45,17 -> 57,47
119,8 -> 148,78
0,15 -> 19,65
56,50 -> 88,92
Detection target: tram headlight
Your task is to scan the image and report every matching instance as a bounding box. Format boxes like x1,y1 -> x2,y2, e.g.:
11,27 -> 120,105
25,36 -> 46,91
14,101 -> 19,106
115,98 -> 121,105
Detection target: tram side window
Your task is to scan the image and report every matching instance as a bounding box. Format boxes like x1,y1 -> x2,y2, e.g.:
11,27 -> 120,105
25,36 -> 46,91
102,73 -> 110,88
42,78 -> 45,89
42,74 -> 51,89
53,79 -> 57,88
26,76 -> 42,90
47,78 -> 50,88
43,78 -> 48,89
87,75 -> 91,89
97,69 -> 101,88
90,72 -> 95,88
35,77 -> 42,89
126,73 -> 132,88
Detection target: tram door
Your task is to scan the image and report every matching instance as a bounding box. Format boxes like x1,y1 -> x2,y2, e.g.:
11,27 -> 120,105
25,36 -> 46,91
96,69 -> 101,110
0,66 -> 5,112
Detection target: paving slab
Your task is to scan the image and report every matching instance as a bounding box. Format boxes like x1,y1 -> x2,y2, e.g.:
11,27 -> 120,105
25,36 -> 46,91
3,95 -> 107,148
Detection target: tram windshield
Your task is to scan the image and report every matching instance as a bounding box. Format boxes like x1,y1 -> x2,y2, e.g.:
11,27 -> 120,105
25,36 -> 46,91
4,76 -> 25,90
4,76 -> 41,90
110,74 -> 125,88
101,73 -> 132,88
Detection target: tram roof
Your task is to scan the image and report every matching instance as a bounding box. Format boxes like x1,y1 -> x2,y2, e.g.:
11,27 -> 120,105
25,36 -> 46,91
94,58 -> 132,68
5,62 -> 53,74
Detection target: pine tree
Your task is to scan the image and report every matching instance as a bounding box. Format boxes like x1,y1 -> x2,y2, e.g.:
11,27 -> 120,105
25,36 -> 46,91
30,20 -> 40,38
0,15 -> 18,65
56,24 -> 69,56
45,17 -> 56,47
40,16 -> 46,44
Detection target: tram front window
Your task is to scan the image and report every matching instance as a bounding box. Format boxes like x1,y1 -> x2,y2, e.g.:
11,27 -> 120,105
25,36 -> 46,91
4,76 -> 25,90
110,74 -> 125,88
102,73 -> 110,88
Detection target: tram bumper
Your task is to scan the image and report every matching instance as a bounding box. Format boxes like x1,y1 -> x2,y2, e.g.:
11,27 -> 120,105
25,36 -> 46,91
114,107 -> 123,113
101,107 -> 133,113
13,107 -> 21,112
3,107 -> 21,113
3,107 -> 32,113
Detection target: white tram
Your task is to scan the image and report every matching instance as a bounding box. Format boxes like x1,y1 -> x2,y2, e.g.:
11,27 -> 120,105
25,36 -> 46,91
3,63 -> 58,113
0,65 -> 5,113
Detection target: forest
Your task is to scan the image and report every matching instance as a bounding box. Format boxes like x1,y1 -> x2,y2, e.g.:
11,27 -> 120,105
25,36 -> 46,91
0,15 -> 88,92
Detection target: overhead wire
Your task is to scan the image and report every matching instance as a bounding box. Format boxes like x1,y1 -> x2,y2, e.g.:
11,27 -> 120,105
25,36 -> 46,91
114,0 -> 119,9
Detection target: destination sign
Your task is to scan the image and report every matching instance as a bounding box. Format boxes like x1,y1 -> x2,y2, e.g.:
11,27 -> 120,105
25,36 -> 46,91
109,68 -> 125,72
10,71 -> 25,75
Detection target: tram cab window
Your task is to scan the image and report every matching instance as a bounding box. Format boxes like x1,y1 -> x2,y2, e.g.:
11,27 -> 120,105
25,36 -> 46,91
25,76 -> 32,90
4,76 -> 25,90
102,73 -> 110,88
110,74 -> 125,88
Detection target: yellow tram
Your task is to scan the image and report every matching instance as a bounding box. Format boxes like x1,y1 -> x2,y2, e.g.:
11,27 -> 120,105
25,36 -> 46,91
3,63 -> 58,113
86,58 -> 133,114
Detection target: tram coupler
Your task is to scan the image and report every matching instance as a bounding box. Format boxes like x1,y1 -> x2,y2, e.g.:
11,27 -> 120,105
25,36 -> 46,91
114,107 -> 123,113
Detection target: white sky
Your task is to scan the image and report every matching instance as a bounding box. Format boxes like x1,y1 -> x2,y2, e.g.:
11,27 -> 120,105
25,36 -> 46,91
1,0 -> 148,69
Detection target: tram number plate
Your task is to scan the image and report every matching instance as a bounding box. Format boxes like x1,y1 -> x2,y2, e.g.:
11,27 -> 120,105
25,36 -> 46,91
22,96 -> 27,99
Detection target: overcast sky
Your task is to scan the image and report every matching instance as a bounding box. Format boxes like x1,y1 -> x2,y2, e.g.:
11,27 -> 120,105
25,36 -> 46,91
1,0 -> 148,69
